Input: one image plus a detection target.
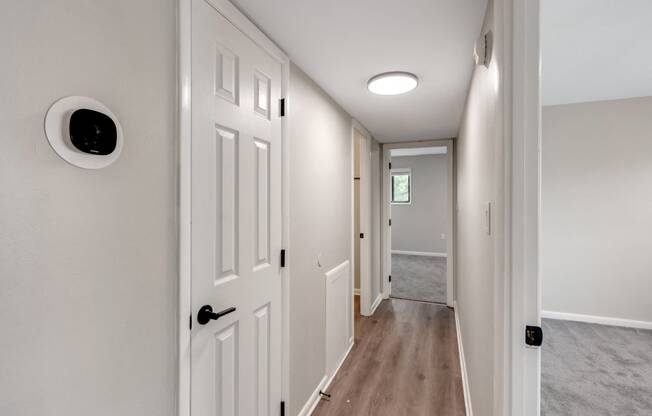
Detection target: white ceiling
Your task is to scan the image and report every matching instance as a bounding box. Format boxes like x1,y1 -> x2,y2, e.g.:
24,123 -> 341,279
542,0 -> 652,106
231,0 -> 487,142
391,146 -> 447,157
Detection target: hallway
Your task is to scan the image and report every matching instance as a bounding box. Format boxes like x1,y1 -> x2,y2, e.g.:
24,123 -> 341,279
313,298 -> 465,416
0,0 -> 520,415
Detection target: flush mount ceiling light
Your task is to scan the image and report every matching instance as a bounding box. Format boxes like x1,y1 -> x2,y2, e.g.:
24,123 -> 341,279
367,72 -> 418,95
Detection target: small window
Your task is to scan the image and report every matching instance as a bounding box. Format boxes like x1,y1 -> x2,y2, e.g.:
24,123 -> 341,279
391,169 -> 411,204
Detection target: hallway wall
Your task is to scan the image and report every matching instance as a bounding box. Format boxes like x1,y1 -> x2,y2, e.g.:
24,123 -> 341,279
542,96 -> 652,323
0,1 -> 178,415
391,154 -> 448,254
455,0 -> 507,414
288,63 -> 353,415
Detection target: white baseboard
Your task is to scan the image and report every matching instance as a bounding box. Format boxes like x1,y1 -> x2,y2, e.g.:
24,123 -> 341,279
542,310 -> 652,330
353,288 -> 360,296
454,301 -> 473,416
324,340 -> 354,392
297,375 -> 327,416
391,250 -> 447,258
299,340 -> 354,416
369,293 -> 383,315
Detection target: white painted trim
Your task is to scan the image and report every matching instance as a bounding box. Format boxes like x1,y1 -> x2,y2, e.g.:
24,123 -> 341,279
354,121 -> 374,317
280,45 -> 292,416
353,288 -> 361,296
296,338 -> 353,416
299,340 -> 354,416
350,122 -> 357,340
509,1 -> 541,416
391,250 -> 447,258
177,1 -> 290,415
454,302 -> 473,416
177,1 -> 192,415
352,118 -> 371,139
446,140 -> 455,308
369,294 -> 383,316
382,139 -> 455,307
325,261 -> 351,280
542,311 -> 652,330
297,375 -> 327,416
203,0 -> 287,62
324,340 -> 354,392
381,146 -> 391,299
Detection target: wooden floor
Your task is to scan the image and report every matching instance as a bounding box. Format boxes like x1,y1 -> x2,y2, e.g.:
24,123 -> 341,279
313,297 -> 465,416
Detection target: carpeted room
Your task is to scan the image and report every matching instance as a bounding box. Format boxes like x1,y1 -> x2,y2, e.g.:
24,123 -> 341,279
390,146 -> 449,305
540,1 -> 652,414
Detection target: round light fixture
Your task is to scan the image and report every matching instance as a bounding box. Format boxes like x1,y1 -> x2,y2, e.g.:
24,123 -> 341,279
367,71 -> 418,95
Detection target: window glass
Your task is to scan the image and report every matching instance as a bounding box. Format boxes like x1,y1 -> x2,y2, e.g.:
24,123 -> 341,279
391,173 -> 410,203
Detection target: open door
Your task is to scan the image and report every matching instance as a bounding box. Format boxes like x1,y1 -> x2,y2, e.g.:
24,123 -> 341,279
354,126 -> 373,316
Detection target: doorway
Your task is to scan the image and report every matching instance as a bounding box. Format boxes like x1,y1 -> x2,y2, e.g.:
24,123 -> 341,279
353,120 -> 386,318
382,140 -> 455,307
539,1 -> 652,415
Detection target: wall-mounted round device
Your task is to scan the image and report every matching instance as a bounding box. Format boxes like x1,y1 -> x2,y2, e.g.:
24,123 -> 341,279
44,96 -> 123,169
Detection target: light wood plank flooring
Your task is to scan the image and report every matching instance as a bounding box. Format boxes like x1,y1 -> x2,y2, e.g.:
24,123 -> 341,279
313,297 -> 465,416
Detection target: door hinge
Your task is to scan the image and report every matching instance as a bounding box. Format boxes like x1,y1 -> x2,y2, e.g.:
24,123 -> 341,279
189,314 -> 192,330
525,325 -> 543,347
280,249 -> 286,268
389,162 -> 392,169
280,401 -> 285,416
280,98 -> 286,117
389,219 -> 392,226
359,233 -> 364,239
389,275 -> 392,282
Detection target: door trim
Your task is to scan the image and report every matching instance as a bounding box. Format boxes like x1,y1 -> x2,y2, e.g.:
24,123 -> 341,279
352,119 -> 373,316
381,139 -> 456,307
509,0 -> 541,415
177,1 -> 290,415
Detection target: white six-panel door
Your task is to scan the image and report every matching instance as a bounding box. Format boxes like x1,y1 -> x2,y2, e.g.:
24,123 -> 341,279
190,0 -> 283,414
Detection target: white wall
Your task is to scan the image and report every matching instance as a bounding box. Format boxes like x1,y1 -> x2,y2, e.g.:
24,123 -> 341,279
0,1 -> 178,415
455,0 -> 507,414
391,154 -> 448,253
287,63 -> 352,415
542,97 -> 652,323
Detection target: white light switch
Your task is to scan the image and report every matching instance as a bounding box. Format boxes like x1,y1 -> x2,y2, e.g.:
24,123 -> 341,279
440,233 -> 446,240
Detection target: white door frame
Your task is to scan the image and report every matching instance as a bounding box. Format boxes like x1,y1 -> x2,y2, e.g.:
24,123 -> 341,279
381,139 -> 455,307
352,119 -> 373,316
509,0 -> 541,415
177,1 -> 290,414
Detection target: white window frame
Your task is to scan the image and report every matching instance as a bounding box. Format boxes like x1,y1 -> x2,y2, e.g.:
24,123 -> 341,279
390,168 -> 412,205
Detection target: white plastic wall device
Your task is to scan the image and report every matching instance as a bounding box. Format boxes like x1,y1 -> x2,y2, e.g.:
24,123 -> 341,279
474,30 -> 493,68
44,96 -> 123,169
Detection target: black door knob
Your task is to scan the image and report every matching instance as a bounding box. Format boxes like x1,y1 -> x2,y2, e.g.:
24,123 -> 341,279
197,305 -> 236,325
